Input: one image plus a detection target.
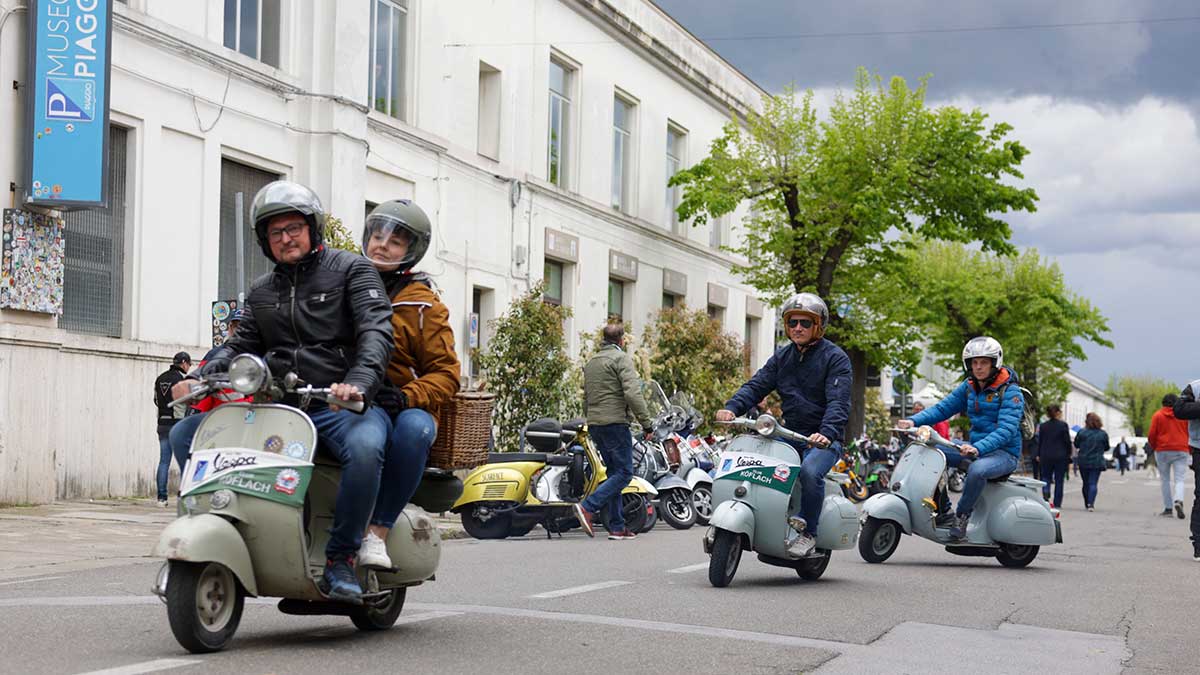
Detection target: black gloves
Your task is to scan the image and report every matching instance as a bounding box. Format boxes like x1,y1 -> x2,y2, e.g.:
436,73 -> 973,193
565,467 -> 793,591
375,385 -> 409,417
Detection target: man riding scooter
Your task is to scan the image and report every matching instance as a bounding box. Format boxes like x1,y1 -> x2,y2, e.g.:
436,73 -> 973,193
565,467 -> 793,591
170,180 -> 394,605
898,336 -> 1023,541
715,292 -> 852,557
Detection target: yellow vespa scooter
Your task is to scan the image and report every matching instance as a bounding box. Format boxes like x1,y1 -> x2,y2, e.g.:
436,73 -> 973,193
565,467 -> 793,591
451,417 -> 658,538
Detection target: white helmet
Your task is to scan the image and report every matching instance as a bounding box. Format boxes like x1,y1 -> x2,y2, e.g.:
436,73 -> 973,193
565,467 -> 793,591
780,292 -> 829,339
961,336 -> 1003,375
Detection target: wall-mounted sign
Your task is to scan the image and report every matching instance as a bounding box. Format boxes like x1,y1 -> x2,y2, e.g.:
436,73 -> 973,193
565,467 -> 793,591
746,297 -> 764,319
0,208 -> 65,314
609,250 -> 638,282
212,299 -> 241,347
662,269 -> 687,297
468,312 -> 480,349
544,228 -> 578,263
707,283 -> 728,308
25,0 -> 114,208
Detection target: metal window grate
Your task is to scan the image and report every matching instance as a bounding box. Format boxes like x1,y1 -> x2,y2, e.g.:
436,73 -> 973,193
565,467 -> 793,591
218,159 -> 279,301
62,126 -> 127,337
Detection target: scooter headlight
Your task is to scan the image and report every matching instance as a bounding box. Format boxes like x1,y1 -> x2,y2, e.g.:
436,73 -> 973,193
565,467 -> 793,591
754,415 -> 777,436
228,354 -> 268,394
915,425 -> 932,444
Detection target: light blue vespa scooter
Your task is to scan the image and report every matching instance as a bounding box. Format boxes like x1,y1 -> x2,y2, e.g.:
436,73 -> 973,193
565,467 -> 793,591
702,415 -> 860,587
858,425 -> 1061,568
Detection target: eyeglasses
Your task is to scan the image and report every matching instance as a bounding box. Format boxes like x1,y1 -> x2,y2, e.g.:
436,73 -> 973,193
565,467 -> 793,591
786,317 -> 815,329
267,223 -> 306,242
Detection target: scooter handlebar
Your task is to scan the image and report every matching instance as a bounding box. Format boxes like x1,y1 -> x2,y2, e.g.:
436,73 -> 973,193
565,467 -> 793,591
296,386 -> 365,413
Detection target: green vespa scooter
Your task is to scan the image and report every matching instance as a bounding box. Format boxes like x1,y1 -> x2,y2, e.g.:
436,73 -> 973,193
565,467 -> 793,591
703,414 -> 860,587
152,354 -> 459,653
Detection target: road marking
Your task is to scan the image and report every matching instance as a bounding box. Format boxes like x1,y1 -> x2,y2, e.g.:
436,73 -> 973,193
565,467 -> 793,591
665,563 -> 708,574
70,658 -> 199,675
0,576 -> 63,586
528,580 -> 632,599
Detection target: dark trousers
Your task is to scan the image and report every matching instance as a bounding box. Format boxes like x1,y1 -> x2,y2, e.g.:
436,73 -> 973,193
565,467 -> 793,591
1116,455 -> 1129,475
1041,459 -> 1068,506
1079,467 -> 1101,507
1191,450 -> 1200,546
582,423 -> 634,531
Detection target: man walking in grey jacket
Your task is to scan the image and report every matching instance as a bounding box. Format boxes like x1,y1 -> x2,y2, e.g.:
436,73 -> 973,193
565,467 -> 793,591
574,322 -> 653,540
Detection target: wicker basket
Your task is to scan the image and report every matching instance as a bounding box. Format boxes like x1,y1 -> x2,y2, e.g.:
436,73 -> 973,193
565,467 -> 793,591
429,391 -> 495,469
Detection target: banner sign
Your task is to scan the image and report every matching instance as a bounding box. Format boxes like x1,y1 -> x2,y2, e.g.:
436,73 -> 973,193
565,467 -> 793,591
181,448 -> 313,508
25,0 -> 114,208
714,451 -> 800,495
1,209 -> 65,313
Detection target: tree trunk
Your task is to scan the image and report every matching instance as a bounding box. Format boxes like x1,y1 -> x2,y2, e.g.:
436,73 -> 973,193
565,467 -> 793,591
846,346 -> 867,441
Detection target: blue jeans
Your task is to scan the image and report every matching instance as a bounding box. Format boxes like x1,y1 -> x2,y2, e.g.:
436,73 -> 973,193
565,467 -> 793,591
1078,467 -> 1101,507
170,405 -> 391,559
941,448 -> 1019,516
1040,459 -> 1068,506
793,446 -> 838,536
373,408 -> 437,529
581,423 -> 634,532
155,429 -> 183,500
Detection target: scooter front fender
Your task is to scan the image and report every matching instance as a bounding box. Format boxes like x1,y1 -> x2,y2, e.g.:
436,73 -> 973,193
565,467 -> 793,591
860,492 -> 912,534
623,476 -> 659,497
152,513 -> 258,596
652,474 -> 691,493
683,467 -> 711,490
709,499 -> 755,541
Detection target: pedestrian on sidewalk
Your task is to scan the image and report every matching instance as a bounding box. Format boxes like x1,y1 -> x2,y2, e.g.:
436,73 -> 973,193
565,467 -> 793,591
1037,404 -> 1072,508
1073,413 -> 1109,511
152,352 -> 191,507
1113,436 -> 1131,475
1172,380 -> 1200,561
574,322 -> 654,541
1148,393 -> 1190,519
1143,443 -> 1158,479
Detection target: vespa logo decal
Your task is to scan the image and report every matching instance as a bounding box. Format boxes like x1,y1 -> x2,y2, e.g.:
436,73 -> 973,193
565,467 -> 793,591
45,78 -> 95,122
720,458 -> 733,472
736,457 -> 764,467
191,460 -> 209,481
213,453 -> 257,472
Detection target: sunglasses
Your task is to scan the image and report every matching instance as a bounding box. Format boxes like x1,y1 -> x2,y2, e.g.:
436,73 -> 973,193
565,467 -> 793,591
787,317 -> 815,329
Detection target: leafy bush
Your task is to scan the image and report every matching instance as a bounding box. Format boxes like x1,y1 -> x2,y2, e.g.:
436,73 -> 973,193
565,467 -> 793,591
475,283 -> 579,451
324,215 -> 360,253
862,388 -> 893,445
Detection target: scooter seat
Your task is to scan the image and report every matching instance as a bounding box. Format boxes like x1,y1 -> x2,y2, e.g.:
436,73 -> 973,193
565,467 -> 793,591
486,452 -> 571,466
987,473 -> 1013,483
562,418 -> 586,433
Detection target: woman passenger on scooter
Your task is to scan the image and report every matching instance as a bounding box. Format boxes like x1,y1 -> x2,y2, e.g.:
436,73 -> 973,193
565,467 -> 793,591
357,200 -> 461,569
897,337 -> 1023,541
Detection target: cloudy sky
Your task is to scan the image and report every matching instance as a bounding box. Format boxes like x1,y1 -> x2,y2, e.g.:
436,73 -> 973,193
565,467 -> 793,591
655,0 -> 1200,390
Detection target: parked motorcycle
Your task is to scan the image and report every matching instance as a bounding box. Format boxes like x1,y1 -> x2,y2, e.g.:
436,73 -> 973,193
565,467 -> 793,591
633,382 -> 696,530
668,391 -> 717,525
858,425 -> 1061,568
152,354 -> 458,653
703,414 -> 860,587
831,448 -> 870,502
452,417 -> 659,538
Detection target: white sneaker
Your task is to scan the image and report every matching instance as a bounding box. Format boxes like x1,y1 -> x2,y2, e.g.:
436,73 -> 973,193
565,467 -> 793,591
156,499 -> 168,508
357,531 -> 392,570
786,530 -> 816,558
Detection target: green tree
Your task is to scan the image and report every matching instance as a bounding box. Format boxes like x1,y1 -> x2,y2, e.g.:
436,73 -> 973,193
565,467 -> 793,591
475,283 -> 579,451
1106,374 -> 1179,436
862,387 -> 894,445
671,69 -> 1038,437
323,215 -> 360,253
907,240 -> 1112,406
641,306 -> 746,430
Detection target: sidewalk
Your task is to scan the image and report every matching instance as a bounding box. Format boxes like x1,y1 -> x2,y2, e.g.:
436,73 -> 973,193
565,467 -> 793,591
0,498 -> 465,581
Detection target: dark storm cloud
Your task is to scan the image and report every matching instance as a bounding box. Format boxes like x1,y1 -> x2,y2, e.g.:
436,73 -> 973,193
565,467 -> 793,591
654,0 -> 1200,105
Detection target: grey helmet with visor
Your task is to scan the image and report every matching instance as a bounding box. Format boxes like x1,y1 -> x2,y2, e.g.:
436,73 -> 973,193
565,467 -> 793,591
249,181 -> 326,261
362,199 -> 432,273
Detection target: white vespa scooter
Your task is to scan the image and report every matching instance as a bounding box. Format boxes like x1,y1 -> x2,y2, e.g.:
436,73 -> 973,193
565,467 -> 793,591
152,354 -> 457,652
703,414 -> 860,587
858,425 -> 1061,568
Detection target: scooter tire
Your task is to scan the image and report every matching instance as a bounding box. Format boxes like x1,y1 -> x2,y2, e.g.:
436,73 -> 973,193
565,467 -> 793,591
659,489 -> 697,530
995,544 -> 1040,568
692,485 -> 713,525
948,471 -> 965,493
601,494 -> 649,534
708,529 -> 742,587
846,477 -> 870,502
858,517 -> 901,564
165,560 -> 245,653
796,549 -> 831,580
350,588 -> 407,631
460,505 -> 513,540
638,503 -> 658,533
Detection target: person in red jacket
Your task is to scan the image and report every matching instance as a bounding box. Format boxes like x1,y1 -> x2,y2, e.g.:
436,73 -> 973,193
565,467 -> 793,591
1149,393 -> 1190,518
912,401 -> 951,440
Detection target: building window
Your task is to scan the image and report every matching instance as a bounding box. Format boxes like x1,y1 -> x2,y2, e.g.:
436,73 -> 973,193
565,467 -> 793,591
548,58 -> 573,187
608,279 -> 624,320
744,316 -> 759,371
707,304 -> 724,327
478,62 -> 502,160
470,286 -> 495,380
666,124 -> 685,231
543,260 -> 564,305
223,0 -> 280,67
62,125 -> 129,337
369,0 -> 409,120
219,159 -> 280,301
612,95 -> 636,212
662,293 -> 675,309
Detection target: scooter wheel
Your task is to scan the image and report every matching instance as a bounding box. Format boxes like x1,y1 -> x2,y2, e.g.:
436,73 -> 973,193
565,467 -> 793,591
995,544 -> 1039,568
165,560 -> 245,653
796,549 -> 831,580
659,489 -> 697,530
350,588 -> 407,631
692,486 -> 713,525
858,517 -> 901,564
708,529 -> 742,587
460,504 -> 514,540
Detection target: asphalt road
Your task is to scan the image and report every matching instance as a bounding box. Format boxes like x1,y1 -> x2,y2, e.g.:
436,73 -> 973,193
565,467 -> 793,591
0,469 -> 1194,675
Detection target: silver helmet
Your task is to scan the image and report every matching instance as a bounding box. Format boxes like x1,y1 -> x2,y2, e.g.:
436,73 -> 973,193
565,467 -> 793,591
780,292 -> 829,338
961,336 -> 1003,375
250,181 -> 325,261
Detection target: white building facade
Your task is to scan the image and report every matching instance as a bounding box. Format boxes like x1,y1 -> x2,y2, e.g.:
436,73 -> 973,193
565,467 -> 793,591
0,0 -> 774,503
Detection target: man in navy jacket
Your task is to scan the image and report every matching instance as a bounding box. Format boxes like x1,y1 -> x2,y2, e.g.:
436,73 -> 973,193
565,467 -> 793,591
717,292 -> 852,557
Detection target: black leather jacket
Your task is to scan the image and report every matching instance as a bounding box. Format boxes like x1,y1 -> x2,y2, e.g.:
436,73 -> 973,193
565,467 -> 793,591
203,246 -> 393,405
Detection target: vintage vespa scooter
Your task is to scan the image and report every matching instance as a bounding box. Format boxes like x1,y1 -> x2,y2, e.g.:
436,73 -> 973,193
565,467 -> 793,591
703,414 -> 860,587
857,425 -> 1061,568
152,354 -> 458,653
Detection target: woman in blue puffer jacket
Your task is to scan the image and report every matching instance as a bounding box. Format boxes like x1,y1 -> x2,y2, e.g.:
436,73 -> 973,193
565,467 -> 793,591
898,336 -> 1023,541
